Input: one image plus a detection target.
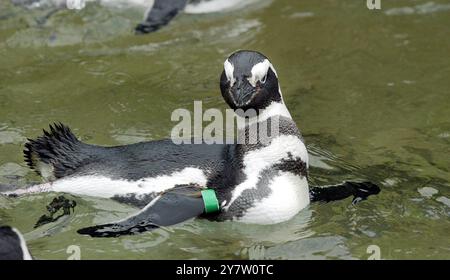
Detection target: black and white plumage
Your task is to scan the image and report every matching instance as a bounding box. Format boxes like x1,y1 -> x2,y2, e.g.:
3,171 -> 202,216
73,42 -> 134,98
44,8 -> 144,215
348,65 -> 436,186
3,50 -> 380,237
0,226 -> 32,260
10,0 -> 263,34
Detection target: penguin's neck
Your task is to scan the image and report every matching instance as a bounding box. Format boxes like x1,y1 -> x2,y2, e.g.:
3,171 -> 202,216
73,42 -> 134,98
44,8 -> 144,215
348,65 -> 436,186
236,101 -> 292,130
236,101 -> 293,146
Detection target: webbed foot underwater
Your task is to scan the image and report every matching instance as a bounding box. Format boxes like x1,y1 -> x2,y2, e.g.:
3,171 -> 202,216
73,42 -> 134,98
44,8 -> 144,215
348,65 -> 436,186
34,195 -> 77,228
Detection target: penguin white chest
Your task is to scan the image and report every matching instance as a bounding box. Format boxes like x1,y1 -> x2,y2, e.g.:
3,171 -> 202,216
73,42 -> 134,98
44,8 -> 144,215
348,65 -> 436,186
223,134 -> 310,224
237,173 -> 310,224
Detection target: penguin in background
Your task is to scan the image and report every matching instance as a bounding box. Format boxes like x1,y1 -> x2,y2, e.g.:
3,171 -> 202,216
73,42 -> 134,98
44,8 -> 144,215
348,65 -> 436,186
9,0 -> 266,34
0,226 -> 32,260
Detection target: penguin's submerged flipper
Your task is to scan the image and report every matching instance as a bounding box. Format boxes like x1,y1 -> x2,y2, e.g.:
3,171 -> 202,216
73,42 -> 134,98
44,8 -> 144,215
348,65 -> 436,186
77,186 -> 206,237
135,0 -> 188,34
310,181 -> 380,205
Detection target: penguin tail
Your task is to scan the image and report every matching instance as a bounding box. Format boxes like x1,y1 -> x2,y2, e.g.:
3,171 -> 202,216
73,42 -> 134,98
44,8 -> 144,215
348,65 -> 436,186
24,123 -> 87,180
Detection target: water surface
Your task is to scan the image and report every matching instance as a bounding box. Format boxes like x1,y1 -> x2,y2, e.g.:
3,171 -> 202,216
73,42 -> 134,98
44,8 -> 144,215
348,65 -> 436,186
0,0 -> 449,259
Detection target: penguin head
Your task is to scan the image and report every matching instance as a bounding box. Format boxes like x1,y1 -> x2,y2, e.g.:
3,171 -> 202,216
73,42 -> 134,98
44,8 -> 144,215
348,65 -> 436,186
220,50 -> 282,111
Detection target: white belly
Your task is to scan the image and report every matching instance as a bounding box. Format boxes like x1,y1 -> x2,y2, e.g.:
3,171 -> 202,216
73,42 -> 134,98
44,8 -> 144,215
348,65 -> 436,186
185,0 -> 261,14
237,173 -> 310,224
47,167 -> 207,198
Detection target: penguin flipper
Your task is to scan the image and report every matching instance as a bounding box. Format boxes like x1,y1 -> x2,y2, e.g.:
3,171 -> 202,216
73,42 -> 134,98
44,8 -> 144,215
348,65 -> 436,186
135,0 -> 188,34
77,186 -> 205,237
310,181 -> 380,204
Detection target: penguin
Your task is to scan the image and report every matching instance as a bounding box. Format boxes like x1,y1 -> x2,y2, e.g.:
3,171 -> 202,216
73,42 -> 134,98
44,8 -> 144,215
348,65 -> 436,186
135,0 -> 265,34
0,226 -> 33,260
2,50 -> 380,237
10,0 -> 265,34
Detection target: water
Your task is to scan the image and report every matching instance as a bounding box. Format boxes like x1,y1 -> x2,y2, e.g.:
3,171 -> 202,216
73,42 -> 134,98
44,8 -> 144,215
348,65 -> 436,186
0,0 -> 449,259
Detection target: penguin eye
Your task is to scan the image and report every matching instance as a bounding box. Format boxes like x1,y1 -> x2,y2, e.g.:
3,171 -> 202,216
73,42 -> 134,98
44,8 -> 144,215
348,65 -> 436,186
260,73 -> 267,84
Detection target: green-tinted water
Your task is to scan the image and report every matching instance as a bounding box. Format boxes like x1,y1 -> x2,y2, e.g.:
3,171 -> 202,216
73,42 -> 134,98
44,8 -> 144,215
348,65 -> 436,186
0,0 -> 449,259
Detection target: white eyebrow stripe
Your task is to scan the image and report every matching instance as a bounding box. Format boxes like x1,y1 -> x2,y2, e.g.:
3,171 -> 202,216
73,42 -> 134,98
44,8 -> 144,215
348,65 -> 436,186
224,59 -> 236,86
248,59 -> 277,87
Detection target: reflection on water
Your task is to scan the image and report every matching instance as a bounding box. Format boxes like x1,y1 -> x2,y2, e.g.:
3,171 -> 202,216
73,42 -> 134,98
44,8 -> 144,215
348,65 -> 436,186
0,0 -> 449,259
385,1 -> 450,16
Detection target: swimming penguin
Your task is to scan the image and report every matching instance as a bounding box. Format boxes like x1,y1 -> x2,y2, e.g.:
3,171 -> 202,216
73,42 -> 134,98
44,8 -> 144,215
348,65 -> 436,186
2,50 -> 380,237
10,0 -> 264,34
0,226 -> 32,260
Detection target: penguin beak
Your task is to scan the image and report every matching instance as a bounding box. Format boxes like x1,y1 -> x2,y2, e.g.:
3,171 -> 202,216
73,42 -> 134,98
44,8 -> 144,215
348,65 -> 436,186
231,78 -> 256,108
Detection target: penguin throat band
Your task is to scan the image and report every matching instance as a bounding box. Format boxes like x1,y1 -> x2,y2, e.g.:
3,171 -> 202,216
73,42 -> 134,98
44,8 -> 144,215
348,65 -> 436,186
170,100 -> 285,145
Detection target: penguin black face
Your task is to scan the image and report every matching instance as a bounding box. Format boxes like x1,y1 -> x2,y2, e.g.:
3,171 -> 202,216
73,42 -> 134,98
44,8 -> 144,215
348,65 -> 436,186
220,50 -> 282,111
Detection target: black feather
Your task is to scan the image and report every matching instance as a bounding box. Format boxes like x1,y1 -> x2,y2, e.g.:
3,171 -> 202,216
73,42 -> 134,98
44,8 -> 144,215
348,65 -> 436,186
23,123 -> 88,178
